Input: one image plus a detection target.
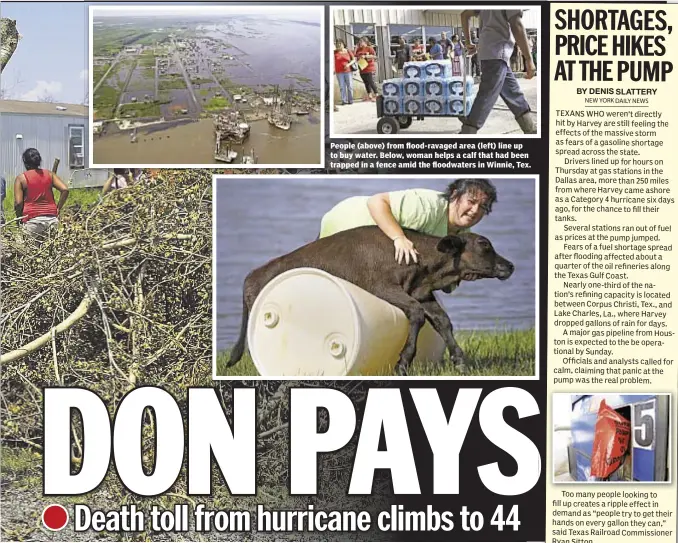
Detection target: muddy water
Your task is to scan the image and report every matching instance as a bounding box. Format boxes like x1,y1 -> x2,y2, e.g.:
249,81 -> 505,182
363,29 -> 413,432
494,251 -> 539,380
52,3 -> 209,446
93,115 -> 321,165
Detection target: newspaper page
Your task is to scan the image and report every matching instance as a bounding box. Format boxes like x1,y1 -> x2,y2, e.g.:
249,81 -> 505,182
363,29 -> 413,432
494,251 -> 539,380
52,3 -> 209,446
0,1 -> 674,543
547,3 -> 676,543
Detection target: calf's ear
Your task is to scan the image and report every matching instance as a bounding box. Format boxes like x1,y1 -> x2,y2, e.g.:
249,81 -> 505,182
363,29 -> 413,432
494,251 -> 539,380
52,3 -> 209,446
436,235 -> 465,255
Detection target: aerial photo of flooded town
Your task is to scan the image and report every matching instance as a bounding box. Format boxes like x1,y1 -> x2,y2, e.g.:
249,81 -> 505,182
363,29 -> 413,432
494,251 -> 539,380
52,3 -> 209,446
90,6 -> 323,166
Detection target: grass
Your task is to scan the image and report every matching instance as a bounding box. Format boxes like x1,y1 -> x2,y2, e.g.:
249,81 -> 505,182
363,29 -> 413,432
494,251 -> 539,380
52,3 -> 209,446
120,101 -> 162,118
139,51 -> 156,67
205,96 -> 231,111
191,77 -> 214,85
3,188 -> 101,224
216,328 -> 535,377
158,77 -> 187,91
93,83 -> 120,120
92,63 -> 111,83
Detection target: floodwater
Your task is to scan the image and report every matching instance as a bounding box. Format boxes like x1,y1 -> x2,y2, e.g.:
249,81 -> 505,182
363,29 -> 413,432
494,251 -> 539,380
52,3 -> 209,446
215,177 -> 536,350
196,18 -> 321,88
93,115 -> 321,165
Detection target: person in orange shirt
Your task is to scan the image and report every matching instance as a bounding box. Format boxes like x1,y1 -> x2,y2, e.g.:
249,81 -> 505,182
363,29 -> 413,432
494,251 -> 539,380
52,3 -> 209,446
354,37 -> 378,102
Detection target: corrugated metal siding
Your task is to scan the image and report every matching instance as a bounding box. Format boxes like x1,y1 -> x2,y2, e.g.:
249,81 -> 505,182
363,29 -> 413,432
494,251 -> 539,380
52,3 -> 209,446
334,9 -> 464,26
521,9 -> 540,30
334,8 -> 537,29
0,112 -> 108,187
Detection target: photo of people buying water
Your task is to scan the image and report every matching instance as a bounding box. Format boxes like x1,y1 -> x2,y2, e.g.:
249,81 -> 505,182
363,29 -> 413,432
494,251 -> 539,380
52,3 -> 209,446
215,176 -> 537,378
330,7 -> 540,136
90,5 -> 323,167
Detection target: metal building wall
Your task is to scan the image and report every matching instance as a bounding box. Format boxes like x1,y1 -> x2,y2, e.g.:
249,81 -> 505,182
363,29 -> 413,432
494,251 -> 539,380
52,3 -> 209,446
333,8 -> 538,29
0,113 -> 108,187
332,9 -> 463,27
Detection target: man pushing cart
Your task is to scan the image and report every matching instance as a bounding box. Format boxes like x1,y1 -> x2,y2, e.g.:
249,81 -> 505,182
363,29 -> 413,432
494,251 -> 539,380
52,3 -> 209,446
459,9 -> 537,134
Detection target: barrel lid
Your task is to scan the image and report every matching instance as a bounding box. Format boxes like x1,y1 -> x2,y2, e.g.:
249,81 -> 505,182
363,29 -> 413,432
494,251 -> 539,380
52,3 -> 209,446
247,268 -> 361,376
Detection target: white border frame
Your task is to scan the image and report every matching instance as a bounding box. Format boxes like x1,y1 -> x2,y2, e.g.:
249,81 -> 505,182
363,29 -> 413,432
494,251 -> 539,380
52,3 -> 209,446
328,5 -> 542,139
88,4 -> 326,169
551,392 -> 673,485
211,173 -> 540,381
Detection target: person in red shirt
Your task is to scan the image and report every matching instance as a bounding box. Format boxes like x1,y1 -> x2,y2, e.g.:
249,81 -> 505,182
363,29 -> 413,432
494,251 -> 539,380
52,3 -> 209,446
333,40 -> 355,105
354,37 -> 378,102
14,148 -> 69,242
411,39 -> 426,61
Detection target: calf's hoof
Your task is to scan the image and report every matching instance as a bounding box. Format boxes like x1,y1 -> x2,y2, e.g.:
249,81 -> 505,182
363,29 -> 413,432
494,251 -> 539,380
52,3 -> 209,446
450,352 -> 468,374
395,363 -> 409,376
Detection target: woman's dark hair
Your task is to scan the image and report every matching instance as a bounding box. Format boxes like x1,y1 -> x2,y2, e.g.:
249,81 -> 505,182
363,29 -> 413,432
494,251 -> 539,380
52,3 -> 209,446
428,37 -> 437,45
452,34 -> 460,42
441,178 -> 498,214
22,148 -> 42,170
335,39 -> 345,50
113,168 -> 129,175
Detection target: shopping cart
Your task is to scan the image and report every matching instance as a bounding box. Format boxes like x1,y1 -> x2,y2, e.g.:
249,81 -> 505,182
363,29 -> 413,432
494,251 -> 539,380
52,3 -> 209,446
375,54 -> 474,135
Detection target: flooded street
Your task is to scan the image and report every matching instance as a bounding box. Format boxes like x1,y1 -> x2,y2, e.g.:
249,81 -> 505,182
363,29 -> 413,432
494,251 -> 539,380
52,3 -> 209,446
93,115 -> 321,165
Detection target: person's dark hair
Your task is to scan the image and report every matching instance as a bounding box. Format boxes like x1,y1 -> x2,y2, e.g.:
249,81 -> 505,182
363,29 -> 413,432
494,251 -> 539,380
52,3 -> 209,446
113,168 -> 129,175
428,37 -> 437,45
335,39 -> 346,50
441,178 -> 497,214
452,34 -> 460,42
22,148 -> 42,170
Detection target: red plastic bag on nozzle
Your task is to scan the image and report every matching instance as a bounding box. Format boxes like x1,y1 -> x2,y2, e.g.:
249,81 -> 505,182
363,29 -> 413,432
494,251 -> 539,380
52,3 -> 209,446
590,399 -> 631,478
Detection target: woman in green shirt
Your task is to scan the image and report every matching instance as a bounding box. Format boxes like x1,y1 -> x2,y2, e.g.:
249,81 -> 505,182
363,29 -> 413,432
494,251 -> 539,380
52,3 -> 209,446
319,178 -> 497,264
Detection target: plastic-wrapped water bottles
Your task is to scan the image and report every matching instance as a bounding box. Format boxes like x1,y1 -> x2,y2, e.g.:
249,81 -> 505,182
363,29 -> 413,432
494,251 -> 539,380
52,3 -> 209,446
447,96 -> 475,116
402,63 -> 424,80
423,59 -> 453,79
381,59 -> 475,116
403,80 -> 424,97
402,59 -> 453,80
423,97 -> 445,115
446,76 -> 475,98
382,97 -> 402,115
424,78 -> 445,98
382,79 -> 403,97
403,97 -> 424,115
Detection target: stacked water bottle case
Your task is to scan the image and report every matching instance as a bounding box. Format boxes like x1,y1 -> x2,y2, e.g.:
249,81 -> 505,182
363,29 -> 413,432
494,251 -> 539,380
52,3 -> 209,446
381,59 -> 475,117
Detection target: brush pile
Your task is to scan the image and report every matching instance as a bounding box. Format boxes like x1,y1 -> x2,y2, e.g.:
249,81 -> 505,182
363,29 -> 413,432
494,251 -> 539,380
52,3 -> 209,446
0,169 -> 213,448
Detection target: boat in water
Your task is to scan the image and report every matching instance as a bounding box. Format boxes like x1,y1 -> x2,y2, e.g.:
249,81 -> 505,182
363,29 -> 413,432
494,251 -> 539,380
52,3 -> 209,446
267,84 -> 292,130
241,148 -> 257,164
213,110 -> 250,143
267,112 -> 290,130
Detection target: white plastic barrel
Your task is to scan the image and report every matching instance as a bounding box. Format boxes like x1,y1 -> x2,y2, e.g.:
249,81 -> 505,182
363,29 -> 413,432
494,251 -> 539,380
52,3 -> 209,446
247,268 -> 446,376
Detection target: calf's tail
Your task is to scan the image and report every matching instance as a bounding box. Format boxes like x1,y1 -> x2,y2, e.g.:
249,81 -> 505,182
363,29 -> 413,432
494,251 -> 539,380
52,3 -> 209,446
226,296 -> 249,367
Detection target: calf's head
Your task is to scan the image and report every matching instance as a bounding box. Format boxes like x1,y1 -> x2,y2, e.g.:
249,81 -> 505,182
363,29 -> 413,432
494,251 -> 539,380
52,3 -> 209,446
436,232 -> 514,291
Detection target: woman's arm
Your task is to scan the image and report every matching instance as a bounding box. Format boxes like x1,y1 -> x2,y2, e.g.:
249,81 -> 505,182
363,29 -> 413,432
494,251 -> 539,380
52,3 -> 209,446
13,175 -> 24,219
367,192 -> 419,264
51,173 -> 70,213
